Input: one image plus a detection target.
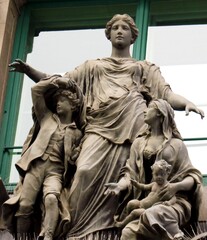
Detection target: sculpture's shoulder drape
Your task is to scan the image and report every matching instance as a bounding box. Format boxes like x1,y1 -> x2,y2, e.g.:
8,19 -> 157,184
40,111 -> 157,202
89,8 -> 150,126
138,60 -> 171,100
63,58 -> 172,144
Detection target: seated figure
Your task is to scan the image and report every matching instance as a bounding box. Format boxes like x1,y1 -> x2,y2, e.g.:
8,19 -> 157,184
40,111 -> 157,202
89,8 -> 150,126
115,159 -> 176,229
105,99 -> 203,240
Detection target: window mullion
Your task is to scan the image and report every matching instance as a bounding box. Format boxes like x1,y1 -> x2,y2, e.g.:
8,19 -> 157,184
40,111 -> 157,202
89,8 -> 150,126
133,0 -> 150,60
0,6 -> 31,184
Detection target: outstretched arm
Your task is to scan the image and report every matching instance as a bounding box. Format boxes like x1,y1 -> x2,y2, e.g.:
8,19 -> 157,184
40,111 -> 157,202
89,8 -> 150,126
143,61 -> 204,119
9,59 -> 48,83
166,91 -> 204,119
131,179 -> 153,191
104,173 -> 131,196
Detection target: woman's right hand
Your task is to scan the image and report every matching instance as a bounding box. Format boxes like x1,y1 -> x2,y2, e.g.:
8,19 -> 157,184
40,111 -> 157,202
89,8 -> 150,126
9,59 -> 29,73
104,183 -> 122,196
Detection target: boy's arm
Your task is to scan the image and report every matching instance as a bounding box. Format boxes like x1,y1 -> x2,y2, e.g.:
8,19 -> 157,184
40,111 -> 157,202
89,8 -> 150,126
131,179 -> 153,191
31,76 -> 59,122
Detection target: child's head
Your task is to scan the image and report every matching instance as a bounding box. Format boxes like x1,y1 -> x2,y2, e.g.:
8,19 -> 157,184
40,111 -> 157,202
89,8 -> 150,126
151,159 -> 171,185
53,89 -> 81,116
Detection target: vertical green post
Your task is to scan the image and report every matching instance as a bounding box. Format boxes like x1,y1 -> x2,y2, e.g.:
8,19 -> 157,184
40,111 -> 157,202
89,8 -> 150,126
0,6 -> 31,184
133,0 -> 150,60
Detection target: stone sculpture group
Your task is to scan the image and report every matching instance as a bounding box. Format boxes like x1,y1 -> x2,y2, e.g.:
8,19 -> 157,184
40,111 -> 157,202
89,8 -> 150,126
1,14 -> 204,240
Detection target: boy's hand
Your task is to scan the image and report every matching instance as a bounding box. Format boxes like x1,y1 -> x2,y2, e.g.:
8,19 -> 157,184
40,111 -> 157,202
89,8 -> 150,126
56,77 -> 69,88
67,78 -> 76,90
130,178 -> 140,188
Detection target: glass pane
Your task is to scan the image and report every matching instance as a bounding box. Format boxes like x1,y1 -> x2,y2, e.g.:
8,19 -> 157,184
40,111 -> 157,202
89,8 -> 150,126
146,25 -> 207,174
185,140 -> 207,174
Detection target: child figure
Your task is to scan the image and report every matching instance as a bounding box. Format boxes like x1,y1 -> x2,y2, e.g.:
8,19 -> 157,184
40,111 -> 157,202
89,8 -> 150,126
115,159 -> 176,228
3,77 -> 84,240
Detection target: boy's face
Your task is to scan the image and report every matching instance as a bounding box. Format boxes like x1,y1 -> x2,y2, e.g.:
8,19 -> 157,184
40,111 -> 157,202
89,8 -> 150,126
56,95 -> 72,115
152,167 -> 168,186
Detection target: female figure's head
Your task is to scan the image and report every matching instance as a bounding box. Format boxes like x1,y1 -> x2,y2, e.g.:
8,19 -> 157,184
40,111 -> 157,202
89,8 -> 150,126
105,14 -> 139,45
144,99 -> 182,140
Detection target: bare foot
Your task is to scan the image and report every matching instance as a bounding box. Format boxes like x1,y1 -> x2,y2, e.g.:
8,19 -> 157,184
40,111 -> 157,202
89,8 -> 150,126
173,231 -> 184,240
114,220 -> 125,228
114,215 -> 125,228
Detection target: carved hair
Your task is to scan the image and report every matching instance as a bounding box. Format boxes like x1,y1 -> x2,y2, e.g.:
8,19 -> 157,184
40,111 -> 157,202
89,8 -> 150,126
105,14 -> 139,44
53,89 -> 81,112
151,159 -> 172,175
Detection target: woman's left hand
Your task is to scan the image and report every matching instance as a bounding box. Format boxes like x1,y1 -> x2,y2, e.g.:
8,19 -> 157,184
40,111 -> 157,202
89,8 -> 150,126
185,102 -> 205,119
158,183 -> 178,201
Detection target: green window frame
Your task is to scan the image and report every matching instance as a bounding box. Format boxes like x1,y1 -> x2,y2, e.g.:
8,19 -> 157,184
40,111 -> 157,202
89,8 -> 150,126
1,0 -> 207,191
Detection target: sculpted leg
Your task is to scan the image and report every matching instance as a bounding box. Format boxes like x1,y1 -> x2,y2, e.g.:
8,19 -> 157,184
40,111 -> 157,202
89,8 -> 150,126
126,199 -> 141,213
115,209 -> 144,228
42,193 -> 59,240
16,176 -> 40,236
15,161 -> 44,237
